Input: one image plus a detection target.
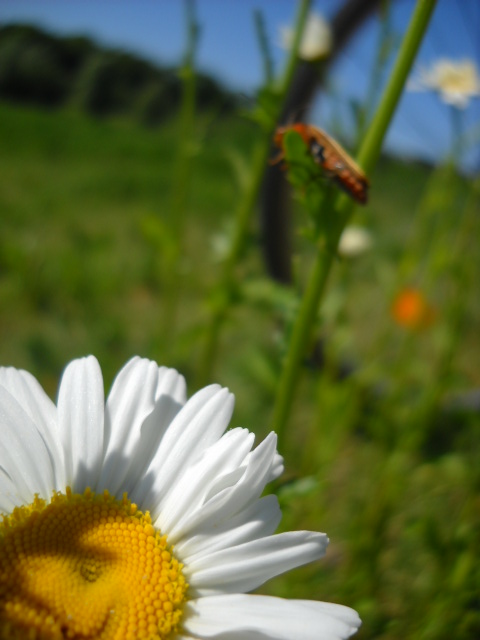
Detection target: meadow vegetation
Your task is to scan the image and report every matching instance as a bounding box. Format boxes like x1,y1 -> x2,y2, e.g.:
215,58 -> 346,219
0,49 -> 479,640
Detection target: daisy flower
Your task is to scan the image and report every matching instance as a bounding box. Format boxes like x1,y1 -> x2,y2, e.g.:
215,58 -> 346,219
338,226 -> 373,259
409,58 -> 480,109
280,12 -> 333,62
0,356 -> 361,640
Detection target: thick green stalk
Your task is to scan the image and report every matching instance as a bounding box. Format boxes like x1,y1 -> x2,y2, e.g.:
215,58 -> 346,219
270,235 -> 340,441
271,0 -> 437,443
195,0 -> 311,388
357,0 -> 437,176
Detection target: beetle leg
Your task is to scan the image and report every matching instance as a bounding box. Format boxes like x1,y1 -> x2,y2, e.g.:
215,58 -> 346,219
269,149 -> 286,166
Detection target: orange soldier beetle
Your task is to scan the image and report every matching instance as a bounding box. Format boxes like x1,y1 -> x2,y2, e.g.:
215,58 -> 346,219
272,123 -> 370,205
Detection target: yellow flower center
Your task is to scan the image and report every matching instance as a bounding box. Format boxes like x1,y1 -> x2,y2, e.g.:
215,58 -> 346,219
0,487 -> 188,640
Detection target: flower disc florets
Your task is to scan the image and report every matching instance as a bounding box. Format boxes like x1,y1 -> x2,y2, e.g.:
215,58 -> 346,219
0,487 -> 187,640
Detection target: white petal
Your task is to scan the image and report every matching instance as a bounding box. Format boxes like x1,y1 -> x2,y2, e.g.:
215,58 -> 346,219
0,491 -> 17,513
131,385 -> 234,514
57,356 -> 104,492
98,357 -> 186,495
183,594 -> 361,640
0,467 -> 25,512
0,367 -> 65,489
187,531 -> 328,595
168,433 -> 278,543
267,452 -> 284,482
156,428 -> 255,536
176,494 -> 281,562
242,446 -> 284,485
0,386 -> 55,503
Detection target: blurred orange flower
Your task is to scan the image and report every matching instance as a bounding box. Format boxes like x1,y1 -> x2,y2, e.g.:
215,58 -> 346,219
391,287 -> 436,330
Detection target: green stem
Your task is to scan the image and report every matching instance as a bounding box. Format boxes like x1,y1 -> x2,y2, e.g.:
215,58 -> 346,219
254,9 -> 273,86
271,0 -> 437,443
195,141 -> 271,383
357,0 -> 437,176
171,2 -> 199,234
277,0 -> 311,94
163,0 -> 199,348
270,233 -> 340,439
195,0 -> 311,388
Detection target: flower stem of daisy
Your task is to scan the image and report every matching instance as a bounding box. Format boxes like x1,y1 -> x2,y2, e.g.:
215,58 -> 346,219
195,0 -> 312,388
271,0 -> 437,444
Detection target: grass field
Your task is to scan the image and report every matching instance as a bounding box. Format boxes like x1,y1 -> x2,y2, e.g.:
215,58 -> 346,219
0,101 -> 479,639
0,103 -> 256,385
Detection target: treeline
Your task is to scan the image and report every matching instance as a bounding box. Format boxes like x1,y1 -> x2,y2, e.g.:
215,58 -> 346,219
0,24 -> 238,125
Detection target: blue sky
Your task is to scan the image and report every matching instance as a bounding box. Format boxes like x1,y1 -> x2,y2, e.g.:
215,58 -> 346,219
1,0 -> 479,170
